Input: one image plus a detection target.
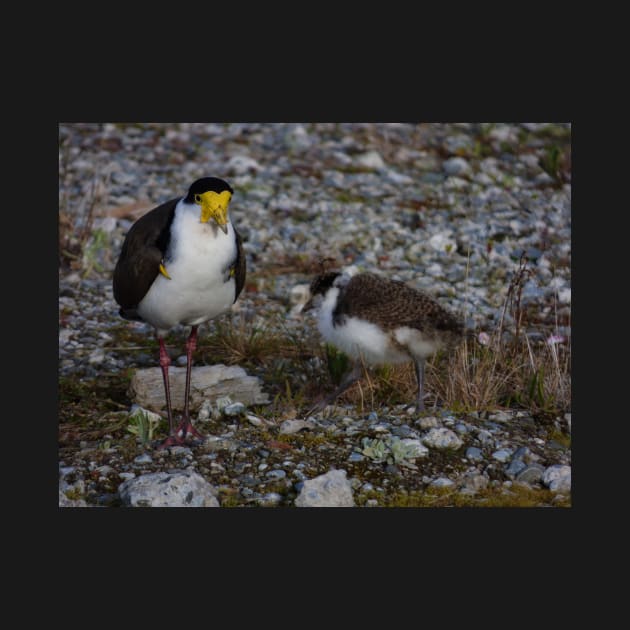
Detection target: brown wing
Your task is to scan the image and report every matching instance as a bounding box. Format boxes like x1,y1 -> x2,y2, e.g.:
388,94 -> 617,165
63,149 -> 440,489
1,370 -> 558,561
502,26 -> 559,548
112,197 -> 178,315
232,226 -> 246,302
334,272 -> 463,334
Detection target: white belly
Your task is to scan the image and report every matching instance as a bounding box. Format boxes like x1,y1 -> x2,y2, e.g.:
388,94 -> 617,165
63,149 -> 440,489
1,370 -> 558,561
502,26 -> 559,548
317,288 -> 409,365
137,210 -> 238,334
316,287 -> 443,365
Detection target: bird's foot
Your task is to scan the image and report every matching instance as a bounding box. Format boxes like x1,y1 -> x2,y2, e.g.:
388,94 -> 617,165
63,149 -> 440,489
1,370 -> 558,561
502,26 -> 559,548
156,434 -> 188,450
175,418 -> 205,442
156,420 -> 205,449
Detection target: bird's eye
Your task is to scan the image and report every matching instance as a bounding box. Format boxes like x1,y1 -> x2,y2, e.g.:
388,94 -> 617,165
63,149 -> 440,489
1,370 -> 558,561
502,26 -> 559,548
194,194 -> 201,203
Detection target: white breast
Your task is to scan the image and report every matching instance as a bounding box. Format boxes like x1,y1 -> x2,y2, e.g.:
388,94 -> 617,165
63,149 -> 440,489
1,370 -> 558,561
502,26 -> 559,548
316,288 -> 410,365
316,287 -> 446,365
137,200 -> 237,334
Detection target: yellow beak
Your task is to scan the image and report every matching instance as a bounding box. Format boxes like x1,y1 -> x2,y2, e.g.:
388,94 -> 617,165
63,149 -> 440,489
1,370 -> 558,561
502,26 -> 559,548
198,190 -> 231,233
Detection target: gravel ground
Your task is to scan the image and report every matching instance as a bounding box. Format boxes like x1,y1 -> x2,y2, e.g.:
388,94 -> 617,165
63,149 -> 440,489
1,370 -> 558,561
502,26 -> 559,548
58,122 -> 571,507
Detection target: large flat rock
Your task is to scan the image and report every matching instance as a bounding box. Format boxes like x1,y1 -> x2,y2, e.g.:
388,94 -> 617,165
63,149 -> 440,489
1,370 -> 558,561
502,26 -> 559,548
128,364 -> 269,413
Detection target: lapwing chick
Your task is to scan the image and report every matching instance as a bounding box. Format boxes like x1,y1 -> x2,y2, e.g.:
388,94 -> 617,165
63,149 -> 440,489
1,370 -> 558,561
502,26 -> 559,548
303,269 -> 463,412
113,177 -> 246,448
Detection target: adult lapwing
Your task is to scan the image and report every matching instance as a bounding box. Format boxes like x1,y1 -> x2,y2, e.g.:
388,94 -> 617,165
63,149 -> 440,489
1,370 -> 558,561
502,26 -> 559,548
302,268 -> 463,412
113,177 -> 246,447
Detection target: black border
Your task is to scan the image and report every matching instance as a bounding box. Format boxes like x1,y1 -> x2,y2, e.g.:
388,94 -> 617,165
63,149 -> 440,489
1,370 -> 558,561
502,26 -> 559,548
45,56 -> 583,586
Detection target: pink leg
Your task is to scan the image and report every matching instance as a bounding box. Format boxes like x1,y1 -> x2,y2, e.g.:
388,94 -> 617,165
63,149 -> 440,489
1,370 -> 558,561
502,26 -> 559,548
414,359 -> 426,411
306,361 -> 363,416
157,337 -> 187,449
158,337 -> 175,434
174,326 -> 204,441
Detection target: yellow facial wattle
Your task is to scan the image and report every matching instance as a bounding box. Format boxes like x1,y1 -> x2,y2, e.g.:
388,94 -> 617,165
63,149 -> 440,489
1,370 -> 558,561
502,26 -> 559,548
196,190 -> 232,232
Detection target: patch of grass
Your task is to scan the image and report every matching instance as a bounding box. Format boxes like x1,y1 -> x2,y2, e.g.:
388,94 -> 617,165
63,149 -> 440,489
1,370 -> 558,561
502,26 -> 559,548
335,164 -> 376,174
357,484 -> 570,507
217,488 -> 243,507
433,254 -> 570,416
301,253 -> 570,418
200,317 -> 292,367
539,145 -> 563,183
271,378 -> 308,415
532,124 -> 571,142
59,169 -> 111,273
547,428 -> 571,448
334,190 -> 367,204
63,487 -> 85,502
58,372 -> 137,452
81,228 -> 111,277
325,344 -> 351,385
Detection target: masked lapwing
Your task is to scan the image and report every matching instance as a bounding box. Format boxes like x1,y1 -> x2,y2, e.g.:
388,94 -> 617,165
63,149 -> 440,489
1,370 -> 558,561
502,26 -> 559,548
113,177 -> 246,447
302,269 -> 463,413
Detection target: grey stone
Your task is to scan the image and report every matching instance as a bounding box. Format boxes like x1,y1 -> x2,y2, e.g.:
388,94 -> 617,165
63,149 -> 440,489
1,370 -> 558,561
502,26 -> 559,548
223,402 -> 246,416
400,439 -> 429,458
542,465 -> 571,493
265,469 -> 287,480
133,453 -> 153,465
465,447 -> 484,462
225,155 -> 262,175
505,459 -> 527,479
197,399 -> 213,421
476,429 -> 494,446
295,469 -> 355,507
385,169 -> 414,185
373,423 -> 391,433
284,124 -> 312,151
391,425 -> 413,438
428,232 -> 457,253
168,446 -> 193,457
240,475 -> 261,487
128,364 -> 269,412
460,473 -> 489,494
512,446 -> 531,461
119,471 -> 219,507
348,452 -> 365,462
59,466 -> 76,478
489,410 -> 513,423
88,349 -> 105,364
443,157 -> 471,176
516,464 -> 545,485
422,427 -> 463,450
279,419 -> 315,435
355,151 -> 386,170
417,416 -> 440,429
258,492 -> 283,506
245,413 -> 265,427
492,449 -> 513,463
